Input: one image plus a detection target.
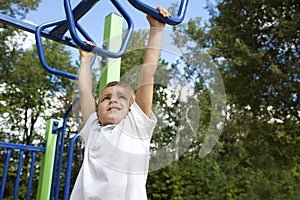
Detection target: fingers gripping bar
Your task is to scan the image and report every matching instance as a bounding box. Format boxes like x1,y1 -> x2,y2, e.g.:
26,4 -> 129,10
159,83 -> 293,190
128,0 -> 189,25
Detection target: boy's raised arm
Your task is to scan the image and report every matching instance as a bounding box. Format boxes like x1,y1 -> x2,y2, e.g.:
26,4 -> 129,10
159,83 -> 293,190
78,42 -> 96,123
135,7 -> 171,117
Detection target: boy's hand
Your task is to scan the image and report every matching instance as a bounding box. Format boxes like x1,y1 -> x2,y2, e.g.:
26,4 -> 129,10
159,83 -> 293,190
146,6 -> 171,29
79,40 -> 96,61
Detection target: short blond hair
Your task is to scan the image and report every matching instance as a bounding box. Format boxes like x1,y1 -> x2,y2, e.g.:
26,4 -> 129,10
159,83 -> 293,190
103,81 -> 134,93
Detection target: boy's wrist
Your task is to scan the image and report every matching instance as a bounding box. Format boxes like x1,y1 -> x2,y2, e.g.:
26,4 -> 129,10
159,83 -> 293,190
150,27 -> 164,32
81,54 -> 94,63
149,27 -> 164,38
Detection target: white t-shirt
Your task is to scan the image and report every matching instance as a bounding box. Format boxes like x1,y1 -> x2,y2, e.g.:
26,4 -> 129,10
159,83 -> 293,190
70,102 -> 157,200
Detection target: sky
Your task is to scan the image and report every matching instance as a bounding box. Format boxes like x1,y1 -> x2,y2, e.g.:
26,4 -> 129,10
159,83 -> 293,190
25,0 -> 209,28
21,0 -> 211,65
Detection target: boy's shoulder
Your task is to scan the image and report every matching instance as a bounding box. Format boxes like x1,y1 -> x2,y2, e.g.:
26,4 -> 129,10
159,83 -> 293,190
124,101 -> 157,128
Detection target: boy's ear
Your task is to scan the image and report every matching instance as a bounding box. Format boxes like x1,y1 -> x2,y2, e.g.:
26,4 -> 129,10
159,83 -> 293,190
130,94 -> 136,105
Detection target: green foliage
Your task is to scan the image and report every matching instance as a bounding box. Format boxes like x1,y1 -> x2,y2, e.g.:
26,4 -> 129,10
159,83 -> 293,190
147,0 -> 299,199
0,39 -> 77,143
208,0 -> 300,118
0,0 -> 40,78
0,0 -> 39,17
147,155 -> 229,200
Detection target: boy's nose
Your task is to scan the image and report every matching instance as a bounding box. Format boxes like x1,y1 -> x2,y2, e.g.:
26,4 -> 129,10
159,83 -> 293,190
110,96 -> 118,103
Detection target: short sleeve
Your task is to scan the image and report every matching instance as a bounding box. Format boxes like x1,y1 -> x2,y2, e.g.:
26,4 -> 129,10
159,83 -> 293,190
118,101 -> 157,142
79,112 -> 99,144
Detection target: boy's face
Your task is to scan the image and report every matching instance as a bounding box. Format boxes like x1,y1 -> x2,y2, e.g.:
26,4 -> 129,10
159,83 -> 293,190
98,85 -> 134,126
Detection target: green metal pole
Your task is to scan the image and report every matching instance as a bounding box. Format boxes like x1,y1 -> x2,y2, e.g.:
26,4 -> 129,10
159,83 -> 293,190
98,13 -> 123,95
36,119 -> 62,200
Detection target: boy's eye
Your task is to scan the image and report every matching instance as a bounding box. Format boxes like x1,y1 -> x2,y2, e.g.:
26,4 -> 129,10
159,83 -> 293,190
102,97 -> 110,101
119,96 -> 127,100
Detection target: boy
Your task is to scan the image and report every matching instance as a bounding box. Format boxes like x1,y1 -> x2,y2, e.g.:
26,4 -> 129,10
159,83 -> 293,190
70,6 -> 171,200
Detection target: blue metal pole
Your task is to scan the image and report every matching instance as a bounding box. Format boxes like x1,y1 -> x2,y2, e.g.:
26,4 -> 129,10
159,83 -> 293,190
13,150 -> 24,200
0,149 -> 12,199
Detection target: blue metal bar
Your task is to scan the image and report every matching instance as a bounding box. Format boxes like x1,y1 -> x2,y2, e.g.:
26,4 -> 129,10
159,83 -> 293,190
26,151 -> 37,200
50,0 -> 100,37
0,149 -> 12,199
53,98 -> 80,200
63,134 -> 81,200
0,143 -> 44,199
128,0 -> 189,25
0,142 -> 45,152
13,150 -> 24,200
64,0 -> 134,58
0,13 -> 77,48
35,19 -> 79,80
50,127 -> 62,200
47,120 -> 61,200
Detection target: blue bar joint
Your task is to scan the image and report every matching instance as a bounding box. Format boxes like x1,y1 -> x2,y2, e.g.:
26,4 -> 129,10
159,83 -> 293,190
101,42 -> 108,66
52,120 -> 60,134
64,0 -> 134,58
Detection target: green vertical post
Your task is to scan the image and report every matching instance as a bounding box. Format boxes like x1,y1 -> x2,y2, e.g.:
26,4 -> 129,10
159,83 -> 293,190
98,13 -> 123,95
36,119 -> 62,200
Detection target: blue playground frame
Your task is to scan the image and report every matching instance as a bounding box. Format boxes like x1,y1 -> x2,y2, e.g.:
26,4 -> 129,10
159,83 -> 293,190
0,142 -> 44,200
0,0 -> 189,199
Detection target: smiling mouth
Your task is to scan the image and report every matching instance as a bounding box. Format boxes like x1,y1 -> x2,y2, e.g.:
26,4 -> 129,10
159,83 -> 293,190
107,107 -> 121,112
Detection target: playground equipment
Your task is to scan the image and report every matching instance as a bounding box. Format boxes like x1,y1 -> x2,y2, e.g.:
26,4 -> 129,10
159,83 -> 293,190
0,0 -> 189,199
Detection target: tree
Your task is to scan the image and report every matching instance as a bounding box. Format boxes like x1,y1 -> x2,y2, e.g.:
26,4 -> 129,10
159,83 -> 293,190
208,0 -> 299,119
207,0 -> 300,198
0,37 -> 77,198
147,0 -> 300,198
1,39 -> 77,143
0,0 -> 40,81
